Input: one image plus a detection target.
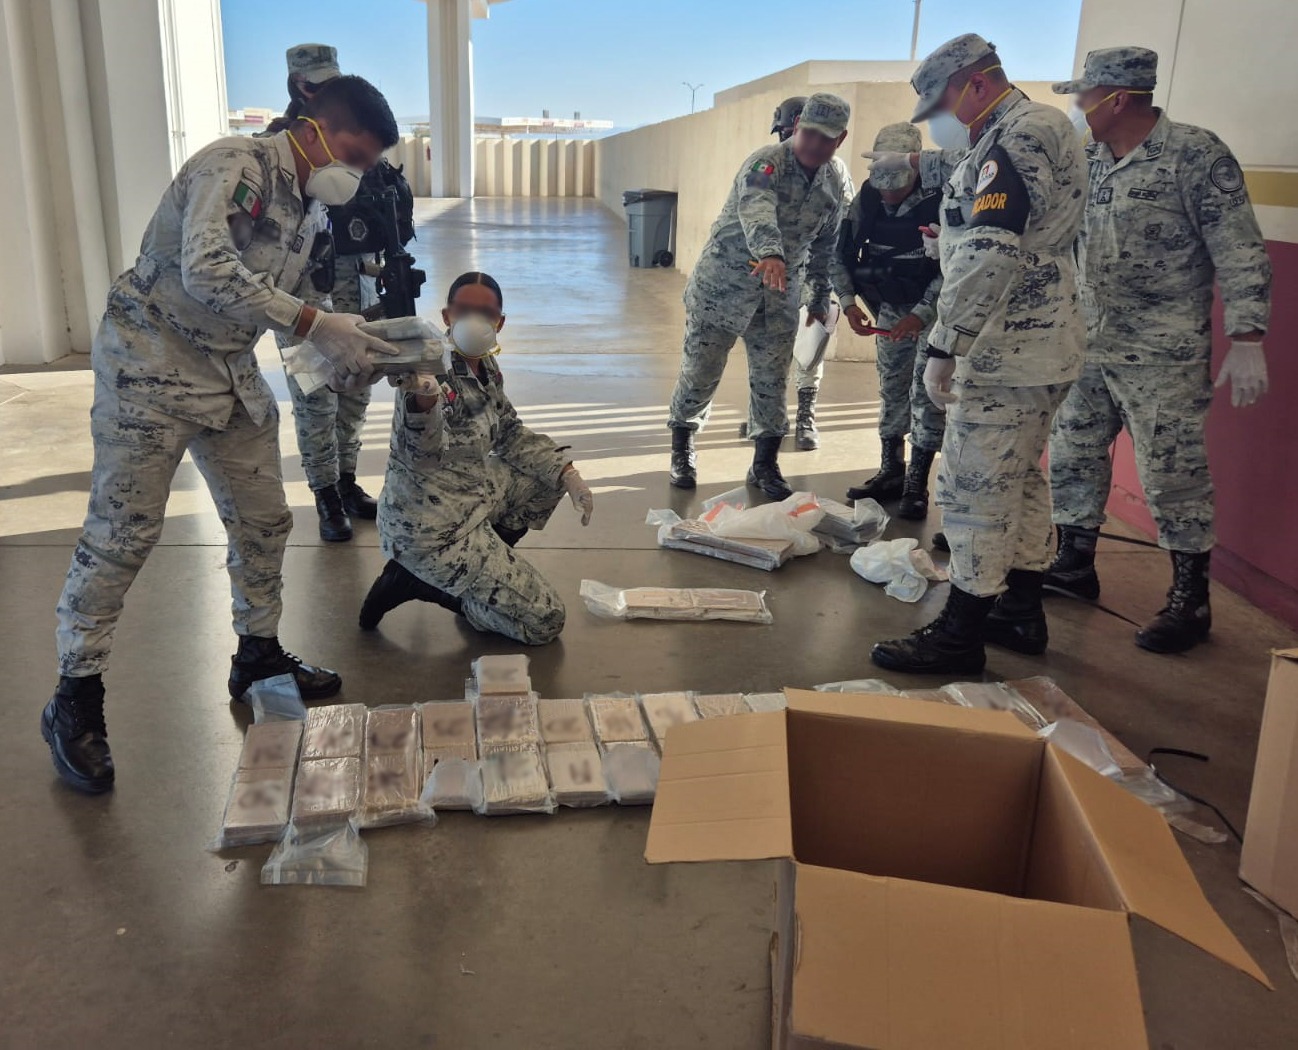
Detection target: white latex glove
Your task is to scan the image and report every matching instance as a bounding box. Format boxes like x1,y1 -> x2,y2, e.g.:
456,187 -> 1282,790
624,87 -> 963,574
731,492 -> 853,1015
924,355 -> 958,409
562,466 -> 594,526
921,223 -> 941,260
1215,340 -> 1269,407
861,150 -> 913,179
307,310 -> 400,378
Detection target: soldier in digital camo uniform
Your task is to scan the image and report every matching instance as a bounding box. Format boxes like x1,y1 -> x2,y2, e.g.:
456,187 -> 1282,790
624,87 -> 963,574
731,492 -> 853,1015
666,92 -> 857,500
1046,47 -> 1272,654
867,33 -> 1087,675
42,77 -> 402,794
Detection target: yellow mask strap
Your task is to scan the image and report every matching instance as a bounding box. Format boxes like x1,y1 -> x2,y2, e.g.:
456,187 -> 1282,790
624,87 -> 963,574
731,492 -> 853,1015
285,117 -> 338,169
1084,88 -> 1153,115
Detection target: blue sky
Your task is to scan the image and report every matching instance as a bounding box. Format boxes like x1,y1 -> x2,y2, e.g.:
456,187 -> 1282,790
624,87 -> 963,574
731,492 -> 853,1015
221,0 -> 1084,129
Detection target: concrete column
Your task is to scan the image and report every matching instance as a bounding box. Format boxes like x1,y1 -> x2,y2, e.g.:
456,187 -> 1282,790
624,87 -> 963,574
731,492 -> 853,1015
425,0 -> 473,198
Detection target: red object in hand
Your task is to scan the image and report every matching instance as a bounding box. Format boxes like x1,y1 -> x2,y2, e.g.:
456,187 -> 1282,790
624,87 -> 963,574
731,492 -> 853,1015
860,325 -> 893,337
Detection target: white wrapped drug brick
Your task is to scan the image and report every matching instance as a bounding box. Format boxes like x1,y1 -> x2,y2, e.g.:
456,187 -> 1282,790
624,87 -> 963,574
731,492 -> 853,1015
301,704 -> 367,759
238,720 -> 303,770
221,767 -> 294,846
424,743 -> 478,767
639,692 -> 699,749
365,706 -> 420,756
538,698 -> 595,744
694,693 -> 748,719
420,701 -> 477,750
588,696 -> 649,744
476,694 -> 540,746
361,753 -> 427,828
480,742 -> 553,815
545,742 -> 610,807
472,654 -> 532,695
291,757 -> 362,826
421,756 -> 483,812
744,692 -> 788,713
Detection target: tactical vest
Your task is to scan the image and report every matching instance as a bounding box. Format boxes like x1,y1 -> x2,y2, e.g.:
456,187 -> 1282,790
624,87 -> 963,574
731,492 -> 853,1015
841,185 -> 942,312
328,159 -> 416,256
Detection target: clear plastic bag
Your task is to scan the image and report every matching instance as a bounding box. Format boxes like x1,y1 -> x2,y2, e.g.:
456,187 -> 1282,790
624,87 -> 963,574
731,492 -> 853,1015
279,341 -> 335,396
420,756 -> 484,812
359,706 -> 433,829
579,580 -> 773,623
357,317 -> 452,378
693,693 -> 747,718
601,742 -> 661,805
419,701 -> 477,753
472,654 -> 532,696
475,693 -> 540,746
538,699 -> 595,744
743,692 -> 788,713
1038,719 -> 1122,778
586,695 -> 650,744
546,742 -> 612,807
813,497 -> 889,547
261,819 -> 368,888
301,704 -> 367,759
814,679 -> 903,695
245,674 -> 307,724
478,743 -> 555,815
850,538 -> 948,603
639,691 -> 699,750
209,721 -> 304,849
291,757 -> 362,828
942,682 -> 1048,730
704,492 -> 824,558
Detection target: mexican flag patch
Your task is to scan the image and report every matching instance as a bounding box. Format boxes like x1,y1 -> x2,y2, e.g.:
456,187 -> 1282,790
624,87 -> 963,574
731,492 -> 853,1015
232,180 -> 263,220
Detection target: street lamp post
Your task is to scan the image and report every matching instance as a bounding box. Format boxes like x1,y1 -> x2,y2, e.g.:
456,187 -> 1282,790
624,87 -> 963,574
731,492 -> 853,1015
682,81 -> 703,114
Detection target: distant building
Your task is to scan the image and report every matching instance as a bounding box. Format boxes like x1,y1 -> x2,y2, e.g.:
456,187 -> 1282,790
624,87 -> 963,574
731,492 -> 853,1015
228,107 -> 278,135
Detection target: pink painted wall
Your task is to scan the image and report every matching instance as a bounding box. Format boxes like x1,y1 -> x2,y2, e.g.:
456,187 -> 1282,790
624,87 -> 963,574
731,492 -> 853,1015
1106,240 -> 1298,627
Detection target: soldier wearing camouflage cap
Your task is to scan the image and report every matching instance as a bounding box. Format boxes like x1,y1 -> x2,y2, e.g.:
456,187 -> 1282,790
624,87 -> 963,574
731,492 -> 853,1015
287,43 -> 341,86
868,33 -> 1088,675
737,96 -> 856,451
667,92 -> 856,498
841,121 -> 946,516
1045,46 -> 1273,655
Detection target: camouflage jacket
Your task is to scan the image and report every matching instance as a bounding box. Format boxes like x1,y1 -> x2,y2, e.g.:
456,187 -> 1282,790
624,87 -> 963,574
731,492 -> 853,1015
380,353 -> 567,547
919,90 -> 1087,386
1078,110 -> 1271,364
93,133 -> 333,427
685,141 -> 855,332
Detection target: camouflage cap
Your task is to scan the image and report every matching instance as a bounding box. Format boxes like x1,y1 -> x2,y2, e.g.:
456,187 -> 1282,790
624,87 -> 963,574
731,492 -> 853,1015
286,44 -> 341,84
1053,47 -> 1158,94
870,122 -> 922,189
910,33 -> 997,122
797,93 -> 851,138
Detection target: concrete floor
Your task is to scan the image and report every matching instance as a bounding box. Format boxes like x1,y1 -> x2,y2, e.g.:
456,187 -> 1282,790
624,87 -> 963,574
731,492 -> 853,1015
2,198 -> 1296,1048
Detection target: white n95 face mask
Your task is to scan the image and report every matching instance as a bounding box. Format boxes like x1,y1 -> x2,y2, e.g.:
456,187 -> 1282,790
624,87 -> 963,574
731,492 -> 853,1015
288,117 -> 365,206
927,111 -> 969,151
1068,103 -> 1091,138
450,315 -> 500,358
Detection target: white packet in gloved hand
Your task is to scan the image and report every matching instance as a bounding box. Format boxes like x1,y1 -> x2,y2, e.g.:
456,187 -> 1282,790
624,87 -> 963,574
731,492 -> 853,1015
260,819 -> 368,888
246,674 -> 307,723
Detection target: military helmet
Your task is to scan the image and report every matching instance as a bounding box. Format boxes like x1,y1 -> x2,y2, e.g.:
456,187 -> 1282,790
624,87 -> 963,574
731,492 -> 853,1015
772,96 -> 808,139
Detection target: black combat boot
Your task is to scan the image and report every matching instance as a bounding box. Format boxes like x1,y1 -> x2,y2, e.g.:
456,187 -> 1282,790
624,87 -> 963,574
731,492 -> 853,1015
492,523 -> 529,548
338,472 -> 378,521
1043,525 -> 1100,600
1135,551 -> 1212,654
668,427 -> 697,490
932,531 -> 950,553
846,436 -> 906,502
41,675 -> 114,794
870,585 -> 994,675
359,559 -> 464,631
747,435 -> 794,501
897,447 -> 938,521
313,484 -> 353,542
794,388 -> 820,451
984,569 -> 1049,655
228,635 -> 342,701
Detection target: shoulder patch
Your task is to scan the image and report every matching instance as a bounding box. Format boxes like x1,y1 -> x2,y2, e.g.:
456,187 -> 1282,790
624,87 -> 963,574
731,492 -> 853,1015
232,168 -> 264,219
1209,155 -> 1244,194
967,143 -> 1031,235
746,159 -> 776,190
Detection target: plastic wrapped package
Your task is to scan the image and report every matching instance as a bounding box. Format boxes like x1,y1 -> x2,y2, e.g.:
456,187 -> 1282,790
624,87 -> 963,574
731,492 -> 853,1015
261,819 -> 368,887
239,720 -> 304,769
899,688 -> 962,705
587,695 -> 649,744
639,691 -> 700,750
420,756 -> 484,812
420,701 -> 477,753
743,692 -> 788,713
360,317 -> 452,379
850,538 -> 948,602
579,580 -> 774,623
478,743 -> 555,815
693,693 -> 748,719
472,654 -> 532,696
942,682 -> 1048,730
424,742 -> 478,765
658,518 -> 796,571
475,693 -> 540,746
545,742 -> 611,807
538,699 -> 595,744
291,757 -> 362,827
359,706 -> 431,829
218,767 -> 295,847
601,742 -> 661,805
301,704 -> 367,759
814,679 -> 903,695
1039,720 -> 1122,779
245,673 -> 308,724
813,497 -> 889,547
366,706 -> 420,754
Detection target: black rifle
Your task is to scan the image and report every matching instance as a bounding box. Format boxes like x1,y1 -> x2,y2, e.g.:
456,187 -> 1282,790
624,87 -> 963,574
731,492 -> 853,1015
364,185 -> 425,320
327,160 -> 424,320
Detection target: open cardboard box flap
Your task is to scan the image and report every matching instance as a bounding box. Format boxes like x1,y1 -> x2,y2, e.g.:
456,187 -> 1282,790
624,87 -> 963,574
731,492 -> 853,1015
785,687 -> 1039,739
789,864 -> 1148,1049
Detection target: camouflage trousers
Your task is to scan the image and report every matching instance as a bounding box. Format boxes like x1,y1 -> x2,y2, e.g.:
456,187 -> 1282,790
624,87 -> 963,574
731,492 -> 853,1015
1049,361 -> 1214,552
285,259 -> 378,490
56,383 -> 291,676
938,382 -> 1071,598
874,300 -> 945,453
386,459 -> 565,646
668,299 -> 799,440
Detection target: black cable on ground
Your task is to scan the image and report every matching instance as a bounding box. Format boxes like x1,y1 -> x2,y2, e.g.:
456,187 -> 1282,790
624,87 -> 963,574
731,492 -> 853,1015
1146,746 -> 1244,843
1098,530 -> 1163,550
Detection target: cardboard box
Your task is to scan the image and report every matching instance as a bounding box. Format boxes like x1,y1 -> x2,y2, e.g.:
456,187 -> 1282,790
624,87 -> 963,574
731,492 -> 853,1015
647,690 -> 1269,1050
1241,648 -> 1298,917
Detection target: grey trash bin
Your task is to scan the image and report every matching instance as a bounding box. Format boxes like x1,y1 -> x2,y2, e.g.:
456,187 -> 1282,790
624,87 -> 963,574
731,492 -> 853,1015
622,189 -> 677,268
